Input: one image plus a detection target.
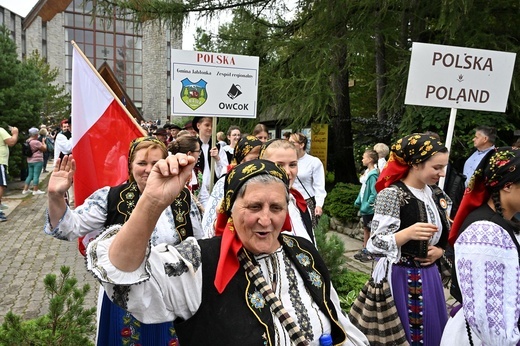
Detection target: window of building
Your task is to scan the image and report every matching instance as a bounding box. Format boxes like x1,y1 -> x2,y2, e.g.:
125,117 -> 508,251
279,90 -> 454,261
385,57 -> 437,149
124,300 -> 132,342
64,0 -> 143,106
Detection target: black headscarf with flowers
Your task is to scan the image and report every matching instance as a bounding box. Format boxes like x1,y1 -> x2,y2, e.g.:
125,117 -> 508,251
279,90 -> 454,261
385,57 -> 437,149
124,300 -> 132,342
449,146 -> 520,245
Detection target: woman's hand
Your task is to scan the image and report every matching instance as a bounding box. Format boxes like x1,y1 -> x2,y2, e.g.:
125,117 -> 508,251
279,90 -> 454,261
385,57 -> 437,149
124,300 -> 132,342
48,155 -> 75,196
47,155 -> 75,228
141,154 -> 196,210
395,222 -> 438,247
415,246 -> 444,266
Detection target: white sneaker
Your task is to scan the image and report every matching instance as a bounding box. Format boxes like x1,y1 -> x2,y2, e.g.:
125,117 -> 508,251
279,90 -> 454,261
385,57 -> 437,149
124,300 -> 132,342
22,190 -> 31,195
32,190 -> 45,195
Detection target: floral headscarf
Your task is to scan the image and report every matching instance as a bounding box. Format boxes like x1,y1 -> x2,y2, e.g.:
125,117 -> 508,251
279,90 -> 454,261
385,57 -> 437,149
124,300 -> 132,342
449,146 -> 520,245
214,159 -> 291,293
231,135 -> 262,165
376,133 -> 446,192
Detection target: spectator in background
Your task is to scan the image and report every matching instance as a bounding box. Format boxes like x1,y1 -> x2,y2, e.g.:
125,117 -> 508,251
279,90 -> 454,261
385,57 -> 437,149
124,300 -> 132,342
183,120 -> 197,137
169,124 -> 182,141
0,125 -> 18,220
252,123 -> 269,143
39,127 -> 53,172
283,131 -> 292,140
289,132 -> 327,229
222,125 -> 241,164
54,118 -> 72,163
153,128 -> 168,146
353,149 -> 379,262
463,125 -> 496,187
373,142 -> 389,171
22,127 -> 46,195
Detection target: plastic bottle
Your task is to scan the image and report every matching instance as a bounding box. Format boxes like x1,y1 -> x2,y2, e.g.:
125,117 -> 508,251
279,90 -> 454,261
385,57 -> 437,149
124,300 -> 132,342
319,333 -> 333,346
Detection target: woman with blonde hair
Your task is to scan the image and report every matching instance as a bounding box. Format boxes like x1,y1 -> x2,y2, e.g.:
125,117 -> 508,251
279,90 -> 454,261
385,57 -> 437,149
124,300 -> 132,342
260,139 -> 315,243
45,136 -> 203,346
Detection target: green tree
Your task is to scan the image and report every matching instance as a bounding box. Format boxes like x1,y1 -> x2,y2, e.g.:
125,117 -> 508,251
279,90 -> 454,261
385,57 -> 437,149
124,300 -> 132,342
93,0 -> 520,181
25,51 -> 71,127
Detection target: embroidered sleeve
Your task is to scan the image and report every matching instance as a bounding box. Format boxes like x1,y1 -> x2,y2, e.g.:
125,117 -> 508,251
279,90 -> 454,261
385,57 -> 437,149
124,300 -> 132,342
455,221 -> 520,345
86,225 -> 204,324
366,187 -> 401,263
43,186 -> 110,240
201,177 -> 225,238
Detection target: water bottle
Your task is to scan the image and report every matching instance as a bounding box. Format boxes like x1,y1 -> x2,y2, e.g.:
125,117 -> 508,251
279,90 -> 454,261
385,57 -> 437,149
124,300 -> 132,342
319,333 -> 333,346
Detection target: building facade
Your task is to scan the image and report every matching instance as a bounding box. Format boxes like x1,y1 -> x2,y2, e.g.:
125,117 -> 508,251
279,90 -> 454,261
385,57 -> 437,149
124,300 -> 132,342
20,0 -> 181,124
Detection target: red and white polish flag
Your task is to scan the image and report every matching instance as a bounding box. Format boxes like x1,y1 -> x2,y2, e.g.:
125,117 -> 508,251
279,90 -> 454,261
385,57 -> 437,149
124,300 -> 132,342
71,43 -> 146,207
72,43 -> 146,254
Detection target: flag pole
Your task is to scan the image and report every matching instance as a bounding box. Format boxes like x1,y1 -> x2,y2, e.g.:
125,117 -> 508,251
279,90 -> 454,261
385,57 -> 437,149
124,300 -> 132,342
71,40 -> 147,136
438,107 -> 458,190
209,117 -> 217,191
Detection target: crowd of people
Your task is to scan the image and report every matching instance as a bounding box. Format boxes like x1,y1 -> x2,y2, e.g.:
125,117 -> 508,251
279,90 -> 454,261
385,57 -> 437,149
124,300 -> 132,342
2,114 -> 513,345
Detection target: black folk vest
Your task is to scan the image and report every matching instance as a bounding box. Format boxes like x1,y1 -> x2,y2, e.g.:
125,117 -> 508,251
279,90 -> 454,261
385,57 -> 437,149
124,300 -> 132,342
174,235 -> 347,346
104,182 -> 193,240
393,181 -> 450,257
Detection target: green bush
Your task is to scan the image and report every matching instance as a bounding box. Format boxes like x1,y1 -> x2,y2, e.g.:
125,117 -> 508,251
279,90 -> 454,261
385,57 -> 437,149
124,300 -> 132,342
0,266 -> 96,346
315,215 -> 369,310
323,183 -> 361,223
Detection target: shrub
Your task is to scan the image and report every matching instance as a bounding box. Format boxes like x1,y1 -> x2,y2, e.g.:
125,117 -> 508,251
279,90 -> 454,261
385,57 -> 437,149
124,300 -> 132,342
323,183 -> 360,223
0,266 -> 96,346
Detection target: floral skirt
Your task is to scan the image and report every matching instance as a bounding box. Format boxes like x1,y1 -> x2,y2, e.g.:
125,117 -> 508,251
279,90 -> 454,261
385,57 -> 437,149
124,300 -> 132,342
391,260 -> 448,346
98,292 -> 179,346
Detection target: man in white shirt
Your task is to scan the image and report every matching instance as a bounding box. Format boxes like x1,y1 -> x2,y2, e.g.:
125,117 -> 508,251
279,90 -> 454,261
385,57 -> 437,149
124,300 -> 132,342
192,117 -> 228,208
54,119 -> 72,164
463,126 -> 496,186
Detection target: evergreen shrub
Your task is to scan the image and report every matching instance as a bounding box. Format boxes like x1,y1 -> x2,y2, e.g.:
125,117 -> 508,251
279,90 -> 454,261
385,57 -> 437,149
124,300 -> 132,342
323,183 -> 361,223
0,266 -> 96,346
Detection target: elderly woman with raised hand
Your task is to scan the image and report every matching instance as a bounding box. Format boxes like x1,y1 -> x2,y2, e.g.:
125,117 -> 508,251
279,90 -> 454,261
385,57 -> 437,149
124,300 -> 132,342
440,147 -> 520,346
364,133 -> 451,345
45,136 -> 203,346
202,134 -> 262,238
86,158 -> 369,346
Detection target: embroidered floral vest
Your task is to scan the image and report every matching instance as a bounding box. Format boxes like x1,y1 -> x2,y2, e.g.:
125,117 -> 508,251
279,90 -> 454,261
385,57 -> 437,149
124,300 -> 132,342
104,182 -> 193,240
174,235 -> 347,345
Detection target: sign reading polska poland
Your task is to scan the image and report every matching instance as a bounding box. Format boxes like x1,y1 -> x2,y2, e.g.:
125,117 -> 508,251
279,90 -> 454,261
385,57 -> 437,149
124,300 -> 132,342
405,42 -> 516,112
171,49 -> 259,118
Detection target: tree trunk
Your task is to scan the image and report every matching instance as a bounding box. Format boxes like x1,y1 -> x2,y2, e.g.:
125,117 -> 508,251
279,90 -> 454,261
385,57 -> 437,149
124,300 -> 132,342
330,45 -> 358,184
375,18 -> 388,122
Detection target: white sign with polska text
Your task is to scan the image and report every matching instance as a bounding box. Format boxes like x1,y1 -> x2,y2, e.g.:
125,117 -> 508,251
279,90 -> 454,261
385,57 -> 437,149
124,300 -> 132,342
171,49 -> 259,118
405,42 -> 516,112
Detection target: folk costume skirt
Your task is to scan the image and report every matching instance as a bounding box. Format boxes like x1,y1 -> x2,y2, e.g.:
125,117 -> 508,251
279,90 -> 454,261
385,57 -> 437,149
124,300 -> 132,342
392,259 -> 448,345
98,292 -> 179,345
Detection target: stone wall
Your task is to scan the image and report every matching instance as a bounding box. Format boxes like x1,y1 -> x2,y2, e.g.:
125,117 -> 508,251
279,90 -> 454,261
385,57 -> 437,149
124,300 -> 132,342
329,217 -> 364,241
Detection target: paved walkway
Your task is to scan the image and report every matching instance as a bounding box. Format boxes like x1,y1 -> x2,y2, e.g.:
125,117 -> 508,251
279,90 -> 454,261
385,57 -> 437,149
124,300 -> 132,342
0,161 -> 99,326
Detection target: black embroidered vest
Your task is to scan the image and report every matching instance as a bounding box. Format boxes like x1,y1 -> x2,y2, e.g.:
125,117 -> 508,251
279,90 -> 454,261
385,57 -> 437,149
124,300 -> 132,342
174,235 -> 347,345
393,181 -> 450,256
104,182 -> 193,240
195,138 -> 221,181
